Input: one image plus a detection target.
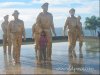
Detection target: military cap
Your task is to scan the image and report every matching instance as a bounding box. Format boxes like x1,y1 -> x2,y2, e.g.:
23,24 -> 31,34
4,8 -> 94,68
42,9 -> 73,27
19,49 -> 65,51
12,10 -> 19,16
69,8 -> 75,12
41,2 -> 49,8
4,15 -> 9,19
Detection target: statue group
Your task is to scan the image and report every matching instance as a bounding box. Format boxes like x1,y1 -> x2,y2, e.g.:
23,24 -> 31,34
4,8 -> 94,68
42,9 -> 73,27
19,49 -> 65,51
1,2 -> 83,65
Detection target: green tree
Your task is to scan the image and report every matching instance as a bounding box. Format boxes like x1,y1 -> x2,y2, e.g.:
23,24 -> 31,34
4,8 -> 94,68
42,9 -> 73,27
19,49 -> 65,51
85,16 -> 98,36
97,17 -> 100,29
90,16 -> 97,35
85,17 -> 93,35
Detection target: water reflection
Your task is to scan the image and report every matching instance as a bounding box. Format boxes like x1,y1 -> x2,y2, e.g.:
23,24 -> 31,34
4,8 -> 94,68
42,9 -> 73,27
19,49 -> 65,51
0,41 -> 99,74
3,54 -> 21,74
34,61 -> 53,74
84,39 -> 100,57
68,51 -> 84,74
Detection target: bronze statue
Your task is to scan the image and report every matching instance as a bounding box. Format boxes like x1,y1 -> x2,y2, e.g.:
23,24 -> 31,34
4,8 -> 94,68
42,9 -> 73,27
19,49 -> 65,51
8,10 -> 26,64
64,8 -> 78,57
32,23 -> 42,59
36,2 -> 56,64
1,15 -> 12,55
77,16 -> 84,54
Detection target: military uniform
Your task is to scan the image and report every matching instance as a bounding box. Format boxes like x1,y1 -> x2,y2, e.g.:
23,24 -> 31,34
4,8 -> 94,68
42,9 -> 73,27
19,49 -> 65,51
76,16 -> 83,52
64,8 -> 78,57
36,3 -> 56,61
1,15 -> 12,55
32,23 -> 42,58
8,10 -> 25,63
67,17 -> 77,56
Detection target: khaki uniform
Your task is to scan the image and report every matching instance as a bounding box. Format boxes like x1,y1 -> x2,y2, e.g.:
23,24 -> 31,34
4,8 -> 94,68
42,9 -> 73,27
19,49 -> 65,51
64,17 -> 78,56
76,22 -> 83,52
8,19 -> 25,63
32,23 -> 42,58
1,21 -> 12,54
43,29 -> 52,60
36,12 -> 55,61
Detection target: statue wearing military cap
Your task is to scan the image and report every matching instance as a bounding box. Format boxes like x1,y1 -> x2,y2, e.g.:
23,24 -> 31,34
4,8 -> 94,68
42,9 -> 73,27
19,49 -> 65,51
64,8 -> 79,57
8,10 -> 26,64
12,10 -> 19,16
41,2 -> 49,9
69,8 -> 75,16
1,15 -> 12,55
69,8 -> 75,12
4,15 -> 9,19
77,16 -> 84,54
36,2 -> 56,64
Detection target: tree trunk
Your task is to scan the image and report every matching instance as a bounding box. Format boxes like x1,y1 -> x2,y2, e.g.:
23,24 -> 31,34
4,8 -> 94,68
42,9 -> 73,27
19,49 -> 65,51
90,30 -> 93,36
95,29 -> 96,36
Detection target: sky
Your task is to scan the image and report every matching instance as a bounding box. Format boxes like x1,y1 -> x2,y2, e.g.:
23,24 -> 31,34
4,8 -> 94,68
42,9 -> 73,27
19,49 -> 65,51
0,0 -> 99,29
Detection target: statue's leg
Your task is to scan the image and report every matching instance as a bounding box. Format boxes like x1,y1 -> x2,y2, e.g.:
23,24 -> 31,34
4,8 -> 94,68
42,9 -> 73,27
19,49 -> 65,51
16,35 -> 22,63
35,44 -> 38,58
68,31 -> 73,57
79,34 -> 83,54
3,34 -> 7,54
35,34 -> 40,59
8,37 -> 12,56
68,30 -> 77,57
72,31 -> 77,57
46,34 -> 52,61
12,34 -> 18,63
37,46 -> 42,65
